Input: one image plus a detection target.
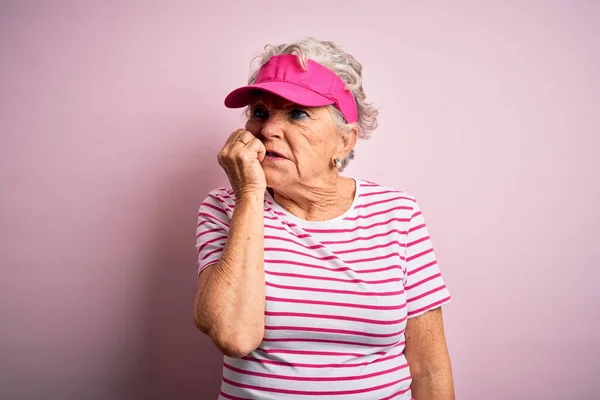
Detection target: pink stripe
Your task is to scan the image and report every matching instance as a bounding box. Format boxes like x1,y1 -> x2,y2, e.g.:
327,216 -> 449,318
266,296 -> 407,310
304,218 -> 410,234
212,191 -> 234,200
406,247 -> 434,262
266,208 -> 287,220
261,206 -> 282,216
264,235 -> 325,250
405,272 -> 441,291
196,227 -> 223,238
202,200 -> 228,216
258,348 -> 373,357
262,337 -> 402,347
265,258 -> 402,275
407,260 -> 438,276
380,386 -> 412,399
265,325 -> 404,338
346,252 -> 403,264
219,390 -> 252,400
264,224 -> 286,231
198,212 -> 230,228
267,215 -> 299,228
265,270 -> 399,285
354,264 -> 404,274
265,258 -> 340,270
196,235 -> 227,254
209,191 -> 235,201
264,247 -> 338,261
355,195 -> 415,209
264,224 -> 310,238
208,194 -> 235,210
359,189 -> 401,197
410,210 -> 423,220
408,223 -> 426,234
265,311 -> 407,325
242,353 -> 403,369
408,296 -> 451,316
266,281 -> 405,296
266,246 -> 402,264
199,260 -> 219,272
345,206 -> 412,221
320,229 -> 408,245
265,247 -> 404,272
223,362 -> 408,382
334,240 -> 403,254
222,376 -> 411,396
407,284 -> 447,303
201,247 -> 223,262
407,235 -> 429,248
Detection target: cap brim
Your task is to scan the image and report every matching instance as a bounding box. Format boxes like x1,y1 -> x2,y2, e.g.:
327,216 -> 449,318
224,81 -> 336,109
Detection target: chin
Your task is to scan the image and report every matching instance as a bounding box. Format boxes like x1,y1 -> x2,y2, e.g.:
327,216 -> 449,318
264,169 -> 287,190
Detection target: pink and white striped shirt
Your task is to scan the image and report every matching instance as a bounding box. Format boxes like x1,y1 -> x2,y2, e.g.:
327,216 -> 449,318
196,178 -> 451,400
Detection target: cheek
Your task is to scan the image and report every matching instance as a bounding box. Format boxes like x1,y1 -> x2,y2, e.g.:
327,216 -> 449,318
305,134 -> 333,157
292,137 -> 328,167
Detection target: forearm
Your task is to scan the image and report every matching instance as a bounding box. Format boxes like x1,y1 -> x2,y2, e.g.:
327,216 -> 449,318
410,364 -> 455,400
195,193 -> 265,355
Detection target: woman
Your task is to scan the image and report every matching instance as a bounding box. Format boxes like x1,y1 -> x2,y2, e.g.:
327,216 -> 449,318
194,38 -> 455,399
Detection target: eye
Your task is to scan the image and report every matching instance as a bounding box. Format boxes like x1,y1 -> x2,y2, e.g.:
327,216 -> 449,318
251,106 -> 268,119
289,108 -> 309,120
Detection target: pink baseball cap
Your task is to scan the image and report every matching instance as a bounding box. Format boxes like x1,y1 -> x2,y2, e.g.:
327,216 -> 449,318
224,54 -> 358,124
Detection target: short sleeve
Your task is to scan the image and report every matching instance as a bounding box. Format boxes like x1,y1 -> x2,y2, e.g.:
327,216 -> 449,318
403,199 -> 451,318
195,190 -> 232,278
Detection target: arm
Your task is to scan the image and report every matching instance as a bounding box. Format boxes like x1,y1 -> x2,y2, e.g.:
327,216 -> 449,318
402,197 -> 454,398
405,307 -> 455,399
193,129 -> 267,358
194,193 -> 265,357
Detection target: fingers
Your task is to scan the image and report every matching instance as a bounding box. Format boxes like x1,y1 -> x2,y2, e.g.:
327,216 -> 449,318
217,129 -> 268,195
223,129 -> 252,147
218,129 -> 263,167
247,137 -> 266,162
225,129 -> 255,148
235,131 -> 256,147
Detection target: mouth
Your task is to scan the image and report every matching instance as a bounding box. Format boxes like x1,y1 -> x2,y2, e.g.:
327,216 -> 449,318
265,151 -> 286,159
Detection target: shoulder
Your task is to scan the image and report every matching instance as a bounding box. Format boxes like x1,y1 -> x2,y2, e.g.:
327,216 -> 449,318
197,187 -> 237,226
203,187 -> 236,207
355,178 -> 417,210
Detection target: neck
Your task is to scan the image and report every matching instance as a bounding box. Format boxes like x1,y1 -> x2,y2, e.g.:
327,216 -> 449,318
271,175 -> 356,221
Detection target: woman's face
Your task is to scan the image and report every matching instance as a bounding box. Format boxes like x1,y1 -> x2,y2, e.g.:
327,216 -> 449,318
245,92 -> 344,190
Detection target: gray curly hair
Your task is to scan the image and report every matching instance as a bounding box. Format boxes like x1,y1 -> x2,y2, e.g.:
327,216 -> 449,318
246,37 -> 379,170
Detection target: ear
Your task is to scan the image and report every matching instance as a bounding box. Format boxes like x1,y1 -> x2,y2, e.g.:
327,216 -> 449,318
336,127 -> 358,160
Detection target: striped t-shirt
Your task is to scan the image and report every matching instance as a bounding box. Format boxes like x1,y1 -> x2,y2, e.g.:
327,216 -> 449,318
196,178 -> 451,400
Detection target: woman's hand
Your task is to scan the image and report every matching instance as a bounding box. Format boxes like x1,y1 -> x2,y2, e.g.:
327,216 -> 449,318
217,129 -> 267,198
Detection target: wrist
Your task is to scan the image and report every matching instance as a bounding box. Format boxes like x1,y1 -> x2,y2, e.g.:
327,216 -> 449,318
235,190 -> 265,204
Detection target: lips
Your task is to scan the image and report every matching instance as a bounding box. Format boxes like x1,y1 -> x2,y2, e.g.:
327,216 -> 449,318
265,150 -> 286,158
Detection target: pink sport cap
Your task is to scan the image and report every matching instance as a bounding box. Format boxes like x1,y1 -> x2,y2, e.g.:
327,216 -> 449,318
224,54 -> 358,124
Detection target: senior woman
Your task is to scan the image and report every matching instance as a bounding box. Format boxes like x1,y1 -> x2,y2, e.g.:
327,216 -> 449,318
194,38 -> 455,399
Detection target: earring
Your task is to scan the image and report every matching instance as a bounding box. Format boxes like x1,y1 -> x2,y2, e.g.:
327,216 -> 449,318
334,157 -> 342,168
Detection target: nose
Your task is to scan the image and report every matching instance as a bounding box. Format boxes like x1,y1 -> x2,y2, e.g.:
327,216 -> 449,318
261,114 -> 284,140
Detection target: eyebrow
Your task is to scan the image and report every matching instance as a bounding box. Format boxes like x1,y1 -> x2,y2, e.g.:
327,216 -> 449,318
250,101 -> 312,111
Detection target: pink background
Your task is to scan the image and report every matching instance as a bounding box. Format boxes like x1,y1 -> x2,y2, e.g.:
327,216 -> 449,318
1,1 -> 599,399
